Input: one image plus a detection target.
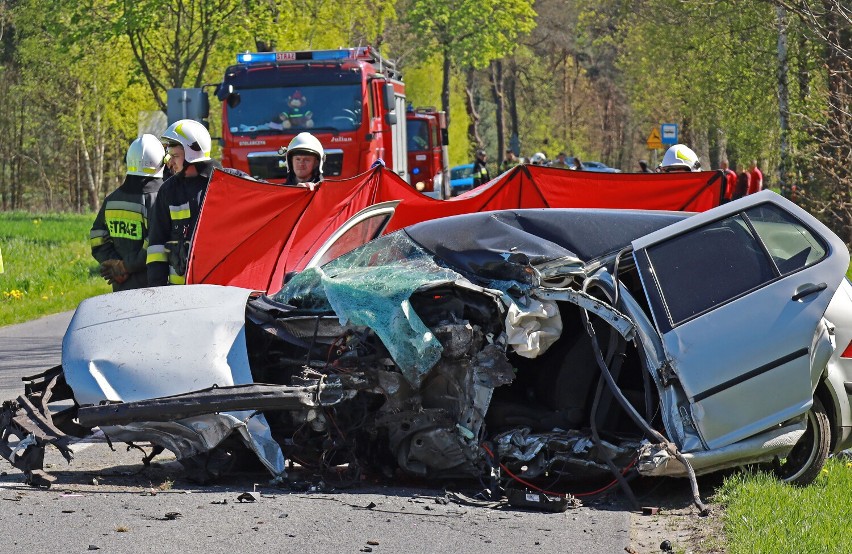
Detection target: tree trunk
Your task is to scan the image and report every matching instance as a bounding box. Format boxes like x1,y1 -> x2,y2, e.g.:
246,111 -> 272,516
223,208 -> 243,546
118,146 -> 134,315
441,47 -> 452,125
823,0 -> 851,243
796,33 -> 811,105
693,128 -> 710,171
77,97 -> 99,211
506,59 -> 520,156
13,99 -> 24,210
489,60 -> 505,165
776,5 -> 790,198
464,67 -> 483,153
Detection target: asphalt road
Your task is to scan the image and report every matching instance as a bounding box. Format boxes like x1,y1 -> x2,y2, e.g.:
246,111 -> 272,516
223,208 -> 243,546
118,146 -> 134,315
0,311 -> 635,553
0,310 -> 73,399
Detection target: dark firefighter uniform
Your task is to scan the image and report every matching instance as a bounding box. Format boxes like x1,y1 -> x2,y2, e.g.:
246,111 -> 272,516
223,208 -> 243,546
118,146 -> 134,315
90,175 -> 163,291
473,157 -> 490,188
146,160 -> 221,286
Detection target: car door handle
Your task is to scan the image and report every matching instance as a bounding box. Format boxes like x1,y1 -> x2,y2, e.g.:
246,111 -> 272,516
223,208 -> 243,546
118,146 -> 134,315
792,282 -> 827,301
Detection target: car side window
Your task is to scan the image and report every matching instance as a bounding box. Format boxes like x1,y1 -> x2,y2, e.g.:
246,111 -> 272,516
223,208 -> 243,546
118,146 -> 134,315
646,214 -> 777,326
745,204 -> 827,275
313,214 -> 391,267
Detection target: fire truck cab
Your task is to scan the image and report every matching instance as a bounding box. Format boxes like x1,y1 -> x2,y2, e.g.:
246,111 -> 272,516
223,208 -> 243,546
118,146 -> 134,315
406,106 -> 450,198
168,47 -> 451,197
220,47 -> 408,182
170,47 -> 408,183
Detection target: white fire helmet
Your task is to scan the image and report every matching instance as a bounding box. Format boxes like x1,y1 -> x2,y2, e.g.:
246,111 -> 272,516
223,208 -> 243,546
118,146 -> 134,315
659,144 -> 701,172
126,134 -> 165,178
286,132 -> 326,174
530,152 -> 547,165
160,119 -> 212,164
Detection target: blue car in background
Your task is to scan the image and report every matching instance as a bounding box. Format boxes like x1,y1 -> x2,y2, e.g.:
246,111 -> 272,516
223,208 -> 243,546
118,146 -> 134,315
450,164 -> 475,196
576,160 -> 621,173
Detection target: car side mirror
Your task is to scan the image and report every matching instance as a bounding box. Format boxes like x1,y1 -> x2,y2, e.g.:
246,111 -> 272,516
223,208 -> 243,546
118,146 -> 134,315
383,83 -> 395,112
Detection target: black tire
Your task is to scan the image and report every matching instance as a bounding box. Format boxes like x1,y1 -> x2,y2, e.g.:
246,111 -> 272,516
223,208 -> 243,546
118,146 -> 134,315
774,396 -> 831,486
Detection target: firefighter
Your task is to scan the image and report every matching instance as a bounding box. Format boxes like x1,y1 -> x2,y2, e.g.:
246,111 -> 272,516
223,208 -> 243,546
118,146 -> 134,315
285,132 -> 325,186
147,119 -> 221,286
500,149 -> 519,173
90,134 -> 165,291
529,152 -> 547,166
657,144 -> 701,173
472,149 -> 490,188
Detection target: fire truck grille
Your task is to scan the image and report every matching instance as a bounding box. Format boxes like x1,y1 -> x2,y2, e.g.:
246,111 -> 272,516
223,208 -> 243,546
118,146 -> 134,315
323,152 -> 343,177
247,155 -> 288,180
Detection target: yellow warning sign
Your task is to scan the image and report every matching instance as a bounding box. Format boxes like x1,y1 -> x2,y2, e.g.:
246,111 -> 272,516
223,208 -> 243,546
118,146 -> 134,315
646,127 -> 663,150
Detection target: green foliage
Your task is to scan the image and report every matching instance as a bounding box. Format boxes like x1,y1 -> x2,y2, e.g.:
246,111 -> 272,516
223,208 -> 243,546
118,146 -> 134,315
0,212 -> 110,326
405,0 -> 536,70
618,0 -> 780,164
0,0 -> 847,241
715,458 -> 852,553
9,0 -> 156,210
403,59 -> 472,165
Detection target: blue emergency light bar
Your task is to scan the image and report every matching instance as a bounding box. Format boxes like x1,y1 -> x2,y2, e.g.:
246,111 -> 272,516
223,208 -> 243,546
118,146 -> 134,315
236,48 -> 370,65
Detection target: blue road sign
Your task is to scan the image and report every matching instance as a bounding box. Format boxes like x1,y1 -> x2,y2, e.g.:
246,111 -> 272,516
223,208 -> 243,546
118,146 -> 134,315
661,123 -> 678,145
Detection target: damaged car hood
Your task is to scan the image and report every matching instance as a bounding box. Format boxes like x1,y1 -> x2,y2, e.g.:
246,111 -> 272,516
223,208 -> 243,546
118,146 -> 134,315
63,285 -> 256,405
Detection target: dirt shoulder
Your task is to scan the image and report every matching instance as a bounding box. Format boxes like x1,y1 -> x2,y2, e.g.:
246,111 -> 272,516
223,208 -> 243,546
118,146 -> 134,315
626,477 -> 727,554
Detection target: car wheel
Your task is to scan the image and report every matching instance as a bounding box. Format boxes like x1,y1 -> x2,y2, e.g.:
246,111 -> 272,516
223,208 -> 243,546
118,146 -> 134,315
774,396 -> 831,486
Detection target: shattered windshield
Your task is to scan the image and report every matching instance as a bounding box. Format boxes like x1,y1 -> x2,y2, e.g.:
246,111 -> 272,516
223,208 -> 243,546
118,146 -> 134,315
272,232 -> 462,383
226,83 -> 363,134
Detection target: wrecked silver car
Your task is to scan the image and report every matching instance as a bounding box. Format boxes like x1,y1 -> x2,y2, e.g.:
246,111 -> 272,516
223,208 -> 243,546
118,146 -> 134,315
2,191 -> 851,504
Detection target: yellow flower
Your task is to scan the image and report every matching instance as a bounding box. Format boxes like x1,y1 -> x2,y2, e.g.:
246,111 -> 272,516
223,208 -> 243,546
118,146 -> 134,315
41,296 -> 48,300
3,289 -> 24,301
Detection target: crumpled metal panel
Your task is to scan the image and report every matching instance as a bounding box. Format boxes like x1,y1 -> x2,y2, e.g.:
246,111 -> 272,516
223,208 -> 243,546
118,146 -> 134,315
102,410 -> 286,479
60,285 -> 288,479
494,427 -> 639,479
636,420 -> 806,477
63,285 -> 256,405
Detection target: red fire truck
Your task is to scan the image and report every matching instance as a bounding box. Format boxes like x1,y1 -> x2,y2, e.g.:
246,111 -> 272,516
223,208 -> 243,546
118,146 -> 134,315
168,47 -> 449,196
406,106 -> 450,198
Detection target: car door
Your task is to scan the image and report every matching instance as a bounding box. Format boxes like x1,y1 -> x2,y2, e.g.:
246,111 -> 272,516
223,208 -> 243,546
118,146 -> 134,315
631,191 -> 850,450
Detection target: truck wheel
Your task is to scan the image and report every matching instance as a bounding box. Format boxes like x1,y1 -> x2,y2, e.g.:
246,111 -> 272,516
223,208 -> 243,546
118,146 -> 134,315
774,396 -> 831,486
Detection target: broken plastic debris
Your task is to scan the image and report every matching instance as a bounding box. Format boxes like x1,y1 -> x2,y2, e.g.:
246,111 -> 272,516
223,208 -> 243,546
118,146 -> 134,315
505,488 -> 572,513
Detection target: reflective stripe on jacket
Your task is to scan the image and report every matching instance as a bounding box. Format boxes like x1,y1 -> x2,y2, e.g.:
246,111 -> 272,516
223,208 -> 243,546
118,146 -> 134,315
146,161 -> 220,286
90,175 -> 162,291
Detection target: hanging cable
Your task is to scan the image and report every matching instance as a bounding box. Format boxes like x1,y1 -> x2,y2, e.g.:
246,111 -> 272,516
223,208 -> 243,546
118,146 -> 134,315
579,278 -> 709,515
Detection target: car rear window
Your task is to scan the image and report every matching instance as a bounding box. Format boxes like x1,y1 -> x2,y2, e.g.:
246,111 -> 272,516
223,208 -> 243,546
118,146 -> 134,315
451,166 -> 473,180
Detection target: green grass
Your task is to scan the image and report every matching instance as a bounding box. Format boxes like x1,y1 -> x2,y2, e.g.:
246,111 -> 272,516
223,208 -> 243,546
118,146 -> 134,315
0,212 -> 110,326
715,457 -> 852,553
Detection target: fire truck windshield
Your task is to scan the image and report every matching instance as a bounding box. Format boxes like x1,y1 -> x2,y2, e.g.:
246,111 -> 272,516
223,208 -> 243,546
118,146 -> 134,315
407,120 -> 430,152
226,84 -> 363,134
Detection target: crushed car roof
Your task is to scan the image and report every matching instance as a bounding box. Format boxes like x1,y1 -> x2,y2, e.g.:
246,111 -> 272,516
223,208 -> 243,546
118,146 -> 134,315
405,208 -> 690,274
